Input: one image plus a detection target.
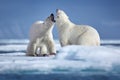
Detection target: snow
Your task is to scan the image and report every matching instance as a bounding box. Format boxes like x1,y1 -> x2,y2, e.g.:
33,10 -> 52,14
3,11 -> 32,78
57,46 -> 120,72
0,40 -> 120,75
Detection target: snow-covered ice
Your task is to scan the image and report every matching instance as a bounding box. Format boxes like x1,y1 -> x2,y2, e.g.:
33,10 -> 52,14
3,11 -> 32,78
0,40 -> 120,73
0,40 -> 120,80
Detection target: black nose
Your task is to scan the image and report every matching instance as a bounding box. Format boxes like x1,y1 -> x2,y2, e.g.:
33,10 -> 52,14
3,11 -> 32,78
50,13 -> 56,22
50,13 -> 54,16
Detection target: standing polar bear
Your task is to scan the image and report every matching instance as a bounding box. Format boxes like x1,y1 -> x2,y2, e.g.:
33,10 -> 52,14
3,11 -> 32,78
26,14 -> 56,56
56,9 -> 100,46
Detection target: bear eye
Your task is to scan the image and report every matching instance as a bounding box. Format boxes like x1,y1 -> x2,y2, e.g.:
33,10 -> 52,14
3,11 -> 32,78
57,16 -> 59,18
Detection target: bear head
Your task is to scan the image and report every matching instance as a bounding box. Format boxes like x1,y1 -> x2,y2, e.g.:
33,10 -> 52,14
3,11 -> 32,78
44,13 -> 55,27
56,9 -> 69,25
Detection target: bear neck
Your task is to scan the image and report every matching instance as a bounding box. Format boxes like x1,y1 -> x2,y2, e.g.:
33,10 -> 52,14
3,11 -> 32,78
57,18 -> 75,36
43,23 -> 54,33
44,22 -> 54,29
57,18 -> 75,29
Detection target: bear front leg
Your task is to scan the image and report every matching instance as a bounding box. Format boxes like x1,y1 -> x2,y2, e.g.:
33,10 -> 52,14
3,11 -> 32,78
38,45 -> 49,56
26,41 -> 36,56
47,40 -> 56,55
33,43 -> 40,56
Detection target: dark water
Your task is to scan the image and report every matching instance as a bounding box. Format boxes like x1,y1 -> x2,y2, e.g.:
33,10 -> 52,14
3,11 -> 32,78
0,73 -> 120,80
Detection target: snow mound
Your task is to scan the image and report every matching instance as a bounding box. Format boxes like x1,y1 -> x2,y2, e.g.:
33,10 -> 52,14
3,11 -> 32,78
57,45 -> 120,60
0,41 -> 120,74
56,45 -> 120,70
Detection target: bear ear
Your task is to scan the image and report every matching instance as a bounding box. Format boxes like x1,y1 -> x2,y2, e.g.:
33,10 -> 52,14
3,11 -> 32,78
56,9 -> 61,13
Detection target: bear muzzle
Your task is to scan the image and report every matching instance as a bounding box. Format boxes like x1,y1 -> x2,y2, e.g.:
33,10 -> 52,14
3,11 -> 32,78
50,13 -> 56,22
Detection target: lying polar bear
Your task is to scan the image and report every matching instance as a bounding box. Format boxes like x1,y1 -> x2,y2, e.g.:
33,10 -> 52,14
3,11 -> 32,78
55,9 -> 100,46
26,14 -> 56,56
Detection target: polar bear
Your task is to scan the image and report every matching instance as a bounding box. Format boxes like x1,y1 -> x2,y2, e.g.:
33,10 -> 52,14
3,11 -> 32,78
26,13 -> 56,56
55,9 -> 100,46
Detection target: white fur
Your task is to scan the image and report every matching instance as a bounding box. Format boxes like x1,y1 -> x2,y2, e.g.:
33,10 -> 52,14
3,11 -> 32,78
26,16 -> 56,56
56,9 -> 100,46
